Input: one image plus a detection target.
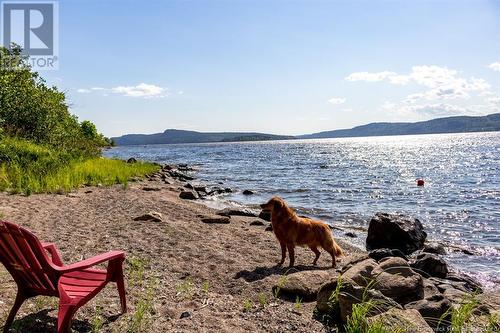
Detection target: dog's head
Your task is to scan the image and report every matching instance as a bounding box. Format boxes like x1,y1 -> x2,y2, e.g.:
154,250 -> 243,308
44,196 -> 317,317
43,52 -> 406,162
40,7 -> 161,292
260,196 -> 286,213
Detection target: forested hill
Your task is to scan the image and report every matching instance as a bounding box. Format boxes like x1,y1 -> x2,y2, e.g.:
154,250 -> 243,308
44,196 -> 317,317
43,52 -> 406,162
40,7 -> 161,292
112,129 -> 295,145
299,113 -> 500,139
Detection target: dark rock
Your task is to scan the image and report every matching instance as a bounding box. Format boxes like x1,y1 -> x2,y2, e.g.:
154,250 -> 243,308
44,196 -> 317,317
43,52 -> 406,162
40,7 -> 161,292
141,186 -> 161,192
265,225 -> 273,232
372,257 -> 425,305
126,157 -> 137,164
338,277 -> 402,322
410,253 -> 448,278
344,232 -> 357,238
444,272 -> 483,293
224,187 -> 233,193
273,270 -> 337,301
162,164 -> 173,171
368,308 -> 434,333
422,279 -> 442,299
405,294 -> 452,330
217,208 -> 258,217
259,210 -> 272,222
422,243 -> 446,255
369,248 -> 408,262
179,190 -> 199,200
180,311 -> 191,319
133,212 -> 163,222
200,216 -> 230,224
194,186 -> 207,193
249,220 -> 265,226
184,183 -> 194,189
84,190 -> 92,194
341,258 -> 378,286
242,189 -> 255,195
366,212 -> 427,254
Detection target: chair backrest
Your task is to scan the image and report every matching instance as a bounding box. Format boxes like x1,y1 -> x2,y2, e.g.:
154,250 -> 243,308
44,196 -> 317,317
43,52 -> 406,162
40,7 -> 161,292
0,221 -> 58,295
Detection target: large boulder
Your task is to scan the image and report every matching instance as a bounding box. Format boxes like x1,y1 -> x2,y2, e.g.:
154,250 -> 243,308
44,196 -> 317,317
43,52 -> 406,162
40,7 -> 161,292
422,242 -> 446,255
338,277 -> 401,322
410,253 -> 448,278
368,308 -> 434,333
341,258 -> 378,286
179,190 -> 199,200
316,276 -> 341,314
273,270 -> 336,301
372,257 -> 424,305
405,294 -> 452,330
366,213 -> 427,254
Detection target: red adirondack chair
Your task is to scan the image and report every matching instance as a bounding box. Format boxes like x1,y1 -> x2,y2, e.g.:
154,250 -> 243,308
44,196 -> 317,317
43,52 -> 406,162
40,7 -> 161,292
0,220 -> 127,333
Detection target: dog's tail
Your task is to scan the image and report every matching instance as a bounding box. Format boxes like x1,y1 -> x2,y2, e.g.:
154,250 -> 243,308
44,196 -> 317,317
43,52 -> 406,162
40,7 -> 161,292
322,226 -> 344,257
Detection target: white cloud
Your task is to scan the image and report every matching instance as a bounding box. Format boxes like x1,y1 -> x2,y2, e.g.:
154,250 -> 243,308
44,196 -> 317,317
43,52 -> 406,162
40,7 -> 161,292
345,71 -> 396,82
488,62 -> 500,71
346,65 -> 491,102
76,83 -> 169,98
111,83 -> 167,98
328,97 -> 346,105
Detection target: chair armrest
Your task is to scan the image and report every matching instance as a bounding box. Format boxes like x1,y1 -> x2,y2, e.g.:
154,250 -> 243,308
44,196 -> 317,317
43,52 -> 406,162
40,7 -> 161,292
41,242 -> 64,266
58,251 -> 125,273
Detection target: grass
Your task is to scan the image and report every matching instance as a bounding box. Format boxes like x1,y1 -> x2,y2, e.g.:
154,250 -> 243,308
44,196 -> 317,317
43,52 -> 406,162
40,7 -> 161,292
294,296 -> 302,312
201,281 -> 210,294
274,274 -> 289,298
91,305 -> 104,333
257,293 -> 267,308
126,277 -> 158,333
243,298 -> 253,312
0,137 -> 159,194
176,278 -> 194,298
344,301 -> 401,333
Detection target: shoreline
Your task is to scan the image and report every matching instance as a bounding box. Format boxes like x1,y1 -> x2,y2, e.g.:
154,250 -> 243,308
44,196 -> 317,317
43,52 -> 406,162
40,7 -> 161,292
0,163 -> 498,332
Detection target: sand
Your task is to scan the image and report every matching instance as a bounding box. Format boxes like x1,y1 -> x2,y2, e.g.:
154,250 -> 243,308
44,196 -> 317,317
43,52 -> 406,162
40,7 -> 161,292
0,176 -> 362,332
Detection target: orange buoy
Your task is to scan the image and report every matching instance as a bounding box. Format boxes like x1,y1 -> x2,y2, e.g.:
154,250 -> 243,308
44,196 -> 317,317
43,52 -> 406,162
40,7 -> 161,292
417,179 -> 425,186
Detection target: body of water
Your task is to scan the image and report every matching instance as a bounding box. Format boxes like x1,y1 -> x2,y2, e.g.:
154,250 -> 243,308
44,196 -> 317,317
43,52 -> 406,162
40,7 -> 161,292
104,132 -> 500,289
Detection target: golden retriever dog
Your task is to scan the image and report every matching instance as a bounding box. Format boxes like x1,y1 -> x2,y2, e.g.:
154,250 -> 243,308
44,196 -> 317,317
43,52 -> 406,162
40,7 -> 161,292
261,196 -> 343,268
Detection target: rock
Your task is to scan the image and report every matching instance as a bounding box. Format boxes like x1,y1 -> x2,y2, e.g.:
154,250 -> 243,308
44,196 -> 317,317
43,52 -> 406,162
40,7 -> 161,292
368,308 -> 434,333
344,232 -> 357,238
249,220 -> 265,226
126,157 -> 137,164
180,311 -> 191,319
341,258 -> 378,286
422,279 -> 442,299
366,212 -> 427,255
274,270 -> 337,301
369,248 -> 408,262
194,186 -> 207,193
242,189 -> 255,195
265,225 -> 273,232
200,216 -> 230,224
259,210 -> 272,222
444,272 -> 482,293
405,294 -> 452,330
316,276 -> 341,314
410,253 -> 448,278
179,190 -> 199,200
141,186 -> 161,192
338,277 -> 402,322
372,257 -> 424,305
442,286 -> 468,304
422,243 -> 446,255
217,208 -> 257,217
478,289 -> 500,316
184,183 -> 194,189
224,187 -> 233,193
133,212 -> 163,222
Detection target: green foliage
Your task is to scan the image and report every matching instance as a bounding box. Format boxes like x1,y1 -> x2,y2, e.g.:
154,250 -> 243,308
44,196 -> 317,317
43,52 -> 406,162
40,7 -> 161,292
243,298 -> 253,312
344,301 -> 393,333
0,137 -> 158,194
294,296 -> 302,312
0,45 -> 109,157
257,293 -> 267,308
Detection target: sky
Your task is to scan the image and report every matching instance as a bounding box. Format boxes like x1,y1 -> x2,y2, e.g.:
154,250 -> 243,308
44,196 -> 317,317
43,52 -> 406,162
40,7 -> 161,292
36,0 -> 500,137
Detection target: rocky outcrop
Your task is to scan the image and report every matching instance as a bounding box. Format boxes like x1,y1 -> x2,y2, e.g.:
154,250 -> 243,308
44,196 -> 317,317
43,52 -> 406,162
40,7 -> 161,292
366,213 -> 426,254
410,253 -> 448,278
422,242 -> 446,255
369,248 -> 408,261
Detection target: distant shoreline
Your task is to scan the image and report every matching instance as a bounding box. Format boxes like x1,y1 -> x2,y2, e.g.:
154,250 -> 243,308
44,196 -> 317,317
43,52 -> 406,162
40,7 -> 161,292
112,113 -> 500,145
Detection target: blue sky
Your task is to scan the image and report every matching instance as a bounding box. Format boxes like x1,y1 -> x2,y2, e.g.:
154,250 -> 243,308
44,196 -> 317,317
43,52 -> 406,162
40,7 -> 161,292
40,0 -> 500,137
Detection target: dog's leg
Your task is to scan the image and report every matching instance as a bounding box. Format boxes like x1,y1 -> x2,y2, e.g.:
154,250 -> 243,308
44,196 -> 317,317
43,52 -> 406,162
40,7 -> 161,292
309,246 -> 321,265
278,242 -> 286,266
327,248 -> 337,268
287,244 -> 295,267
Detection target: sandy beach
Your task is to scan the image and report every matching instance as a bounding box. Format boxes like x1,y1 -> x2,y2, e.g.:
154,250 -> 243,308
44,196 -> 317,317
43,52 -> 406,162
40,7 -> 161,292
0,172 -> 361,332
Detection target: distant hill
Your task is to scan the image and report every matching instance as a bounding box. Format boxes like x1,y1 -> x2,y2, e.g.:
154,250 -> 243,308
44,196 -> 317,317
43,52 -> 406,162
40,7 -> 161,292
112,129 -> 295,145
112,113 -> 500,145
299,113 -> 500,139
